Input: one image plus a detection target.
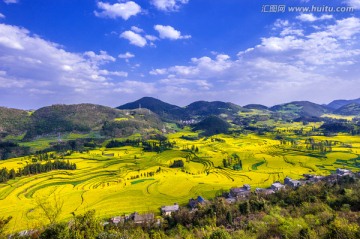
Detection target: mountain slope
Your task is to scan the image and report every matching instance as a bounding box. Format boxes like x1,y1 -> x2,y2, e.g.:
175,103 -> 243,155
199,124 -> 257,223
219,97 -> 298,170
0,107 -> 30,137
327,98 -> 360,110
185,101 -> 245,118
192,115 -> 230,136
24,104 -> 125,139
243,104 -> 269,110
270,101 -> 330,117
117,97 -> 188,121
334,103 -> 360,116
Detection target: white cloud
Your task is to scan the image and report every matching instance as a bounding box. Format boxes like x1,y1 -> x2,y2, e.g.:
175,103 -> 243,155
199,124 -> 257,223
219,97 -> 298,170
154,25 -> 191,40
149,68 -> 167,75
99,69 -> 128,77
159,78 -> 212,90
145,35 -> 158,41
114,80 -> 156,94
0,13 -> 5,19
151,0 -> 189,12
296,13 -> 333,22
131,26 -> 143,33
150,54 -> 232,78
94,1 -> 141,20
118,52 -> 135,59
147,17 -> 360,106
84,50 -> 116,65
346,0 -> 360,9
3,0 -> 18,4
0,23 -> 129,108
327,17 -> 360,39
280,28 -> 304,36
120,30 -> 147,47
274,19 -> 289,28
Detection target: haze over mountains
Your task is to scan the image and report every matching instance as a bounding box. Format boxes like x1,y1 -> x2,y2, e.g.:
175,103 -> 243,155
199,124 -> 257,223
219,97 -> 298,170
0,97 -> 360,140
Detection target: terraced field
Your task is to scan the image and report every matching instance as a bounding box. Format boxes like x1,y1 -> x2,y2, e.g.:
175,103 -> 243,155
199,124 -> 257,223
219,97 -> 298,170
1,131 -> 360,233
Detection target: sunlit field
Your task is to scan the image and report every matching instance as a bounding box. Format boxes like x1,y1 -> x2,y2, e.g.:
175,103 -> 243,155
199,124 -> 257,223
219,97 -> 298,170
1,128 -> 360,232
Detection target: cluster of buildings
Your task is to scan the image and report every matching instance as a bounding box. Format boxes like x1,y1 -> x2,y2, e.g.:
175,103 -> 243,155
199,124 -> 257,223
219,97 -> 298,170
105,168 -> 357,226
15,168 -> 358,237
107,198 -> 208,226
179,119 -> 198,125
223,168 -> 356,202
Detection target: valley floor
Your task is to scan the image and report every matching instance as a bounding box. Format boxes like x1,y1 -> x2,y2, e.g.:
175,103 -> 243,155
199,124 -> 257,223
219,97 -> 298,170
1,131 -> 360,233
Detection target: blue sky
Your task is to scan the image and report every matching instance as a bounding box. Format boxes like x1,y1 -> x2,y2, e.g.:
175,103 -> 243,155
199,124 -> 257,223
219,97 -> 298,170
0,0 -> 359,109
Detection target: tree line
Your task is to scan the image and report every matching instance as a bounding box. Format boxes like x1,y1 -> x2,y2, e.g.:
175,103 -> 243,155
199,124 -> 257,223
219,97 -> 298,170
0,160 -> 76,183
106,138 -> 175,153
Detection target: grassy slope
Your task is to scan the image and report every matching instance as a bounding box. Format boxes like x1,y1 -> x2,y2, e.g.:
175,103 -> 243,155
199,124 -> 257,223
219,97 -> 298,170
1,126 -> 360,232
0,107 -> 30,137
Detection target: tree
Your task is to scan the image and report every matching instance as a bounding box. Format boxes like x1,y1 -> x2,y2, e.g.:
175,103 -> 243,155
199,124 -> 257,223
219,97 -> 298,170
223,159 -> 228,168
35,194 -> 64,225
0,216 -> 12,238
239,200 -> 250,215
70,210 -> 103,239
40,223 -> 69,239
226,211 -> 233,225
210,229 -> 231,239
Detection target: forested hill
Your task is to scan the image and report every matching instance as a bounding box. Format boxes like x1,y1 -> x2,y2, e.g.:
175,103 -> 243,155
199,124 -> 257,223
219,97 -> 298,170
0,107 -> 30,137
1,97 -> 360,140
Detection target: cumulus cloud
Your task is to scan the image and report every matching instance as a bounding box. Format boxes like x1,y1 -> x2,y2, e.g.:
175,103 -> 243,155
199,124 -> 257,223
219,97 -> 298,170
0,23 -> 129,108
154,25 -> 191,40
0,13 -> 5,19
131,26 -> 143,33
148,16 -> 360,105
94,1 -> 141,20
3,0 -> 18,4
120,30 -> 147,47
84,50 -> 116,65
346,0 -> 360,9
151,0 -> 189,12
114,80 -> 156,94
296,13 -> 333,22
118,52 -> 135,59
145,35 -> 158,41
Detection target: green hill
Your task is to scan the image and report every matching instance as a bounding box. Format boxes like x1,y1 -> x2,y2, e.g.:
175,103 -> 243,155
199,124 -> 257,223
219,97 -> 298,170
117,97 -> 188,121
185,101 -> 246,118
334,103 -> 360,116
24,104 -> 125,139
327,98 -> 360,110
243,104 -> 269,110
101,109 -> 164,138
0,107 -> 30,138
270,101 -> 330,117
192,115 -> 230,136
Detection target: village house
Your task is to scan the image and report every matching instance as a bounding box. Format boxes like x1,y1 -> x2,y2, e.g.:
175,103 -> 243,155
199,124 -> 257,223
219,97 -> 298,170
229,184 -> 251,198
284,177 -> 302,188
255,188 -> 275,195
271,182 -> 285,191
188,196 -> 206,209
225,197 -> 237,204
110,216 -> 124,225
132,212 -> 155,224
336,168 -> 352,176
161,203 -> 179,216
303,174 -> 325,183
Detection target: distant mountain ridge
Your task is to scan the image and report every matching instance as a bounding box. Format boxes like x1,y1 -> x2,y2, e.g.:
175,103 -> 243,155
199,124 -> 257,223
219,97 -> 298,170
117,97 -> 247,122
117,97 -> 188,121
327,98 -> 360,110
1,97 -> 360,140
334,103 -> 360,116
